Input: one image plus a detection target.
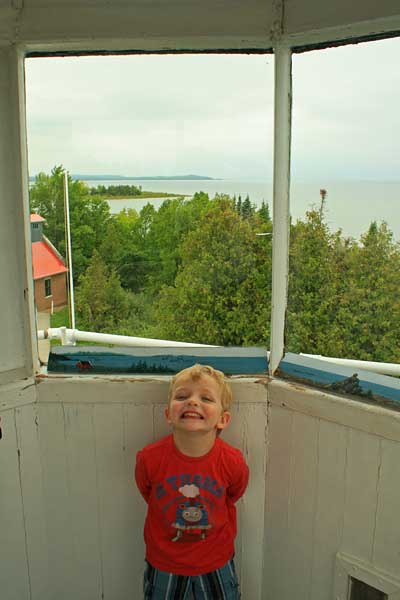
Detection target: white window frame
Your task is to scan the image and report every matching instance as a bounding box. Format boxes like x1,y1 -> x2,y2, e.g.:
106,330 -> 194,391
335,552 -> 400,599
17,32 -> 400,381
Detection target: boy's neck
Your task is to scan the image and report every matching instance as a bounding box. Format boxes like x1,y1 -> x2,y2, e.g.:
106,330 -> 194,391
172,430 -> 218,457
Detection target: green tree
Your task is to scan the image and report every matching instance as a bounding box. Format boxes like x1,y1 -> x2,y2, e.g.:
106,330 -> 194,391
286,209 -> 341,355
155,199 -> 268,345
134,192 -> 213,294
336,222 -> 400,362
75,250 -> 131,333
69,195 -> 111,281
30,165 -> 70,250
98,208 -> 148,291
241,195 -> 254,219
30,166 -> 111,281
258,201 -> 271,224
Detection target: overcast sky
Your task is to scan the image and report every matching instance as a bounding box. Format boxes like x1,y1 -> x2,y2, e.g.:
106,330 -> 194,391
25,36 -> 400,182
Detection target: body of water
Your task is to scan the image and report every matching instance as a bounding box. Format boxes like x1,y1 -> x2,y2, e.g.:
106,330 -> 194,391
83,179 -> 400,241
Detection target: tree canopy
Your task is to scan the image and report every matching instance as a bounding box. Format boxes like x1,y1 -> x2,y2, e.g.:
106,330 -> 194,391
30,167 -> 400,364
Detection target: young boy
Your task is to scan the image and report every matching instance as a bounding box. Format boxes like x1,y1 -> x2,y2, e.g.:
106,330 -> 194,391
135,364 -> 249,600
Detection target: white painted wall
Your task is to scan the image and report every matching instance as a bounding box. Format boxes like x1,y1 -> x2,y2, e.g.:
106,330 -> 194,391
2,377 -> 400,600
0,3 -> 400,600
33,376 -> 268,600
264,380 -> 400,599
0,46 -> 36,385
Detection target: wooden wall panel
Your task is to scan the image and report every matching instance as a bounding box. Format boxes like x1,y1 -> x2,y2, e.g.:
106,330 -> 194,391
341,429 -> 381,562
283,412 -> 319,600
153,403 -> 170,441
372,439 -> 400,577
63,404 -> 103,600
221,400 -> 244,579
238,403 -> 268,600
31,377 -> 400,600
310,421 -> 347,600
0,409 -> 30,600
15,404 -> 49,600
94,403 -> 136,599
124,403 -> 154,598
37,403 -> 78,599
263,405 -> 293,599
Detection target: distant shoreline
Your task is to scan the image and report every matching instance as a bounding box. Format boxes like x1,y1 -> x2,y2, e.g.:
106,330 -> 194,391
104,192 -> 187,200
29,173 -> 216,182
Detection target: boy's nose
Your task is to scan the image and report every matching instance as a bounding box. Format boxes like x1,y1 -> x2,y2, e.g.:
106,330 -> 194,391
188,396 -> 199,405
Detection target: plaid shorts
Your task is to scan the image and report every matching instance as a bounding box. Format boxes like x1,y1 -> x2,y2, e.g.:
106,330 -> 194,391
143,558 -> 241,600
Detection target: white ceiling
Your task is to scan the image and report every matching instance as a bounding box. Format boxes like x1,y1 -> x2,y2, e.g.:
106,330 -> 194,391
0,0 -> 399,52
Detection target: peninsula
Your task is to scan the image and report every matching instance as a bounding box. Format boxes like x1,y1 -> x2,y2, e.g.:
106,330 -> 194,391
71,174 -> 215,181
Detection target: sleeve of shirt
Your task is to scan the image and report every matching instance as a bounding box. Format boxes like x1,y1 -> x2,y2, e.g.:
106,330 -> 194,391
226,451 -> 249,504
135,450 -> 151,503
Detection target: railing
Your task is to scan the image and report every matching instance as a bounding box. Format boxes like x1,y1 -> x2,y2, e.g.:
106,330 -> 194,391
300,352 -> 400,378
38,326 -> 215,347
36,326 -> 400,377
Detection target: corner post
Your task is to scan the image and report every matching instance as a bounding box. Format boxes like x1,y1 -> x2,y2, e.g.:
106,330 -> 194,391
269,44 -> 292,375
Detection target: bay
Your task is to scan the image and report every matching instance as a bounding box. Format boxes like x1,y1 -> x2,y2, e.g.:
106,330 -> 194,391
83,178 -> 400,241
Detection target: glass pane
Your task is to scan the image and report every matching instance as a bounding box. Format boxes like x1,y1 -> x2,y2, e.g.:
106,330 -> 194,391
350,577 -> 387,600
287,38 -> 400,365
25,54 -> 274,356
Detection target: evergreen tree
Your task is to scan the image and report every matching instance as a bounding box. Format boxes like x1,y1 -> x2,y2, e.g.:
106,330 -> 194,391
336,222 -> 400,362
236,195 -> 242,217
286,209 -> 341,355
241,195 -> 254,219
75,250 -> 131,333
258,201 -> 271,224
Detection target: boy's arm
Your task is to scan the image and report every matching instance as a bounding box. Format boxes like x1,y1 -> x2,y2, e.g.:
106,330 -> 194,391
226,454 -> 249,503
135,451 -> 151,503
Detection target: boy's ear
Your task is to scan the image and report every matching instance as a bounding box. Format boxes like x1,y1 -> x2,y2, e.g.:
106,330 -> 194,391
165,406 -> 172,424
217,411 -> 231,430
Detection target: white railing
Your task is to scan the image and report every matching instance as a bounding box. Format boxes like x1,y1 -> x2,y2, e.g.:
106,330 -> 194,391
300,353 -> 400,378
37,327 -> 399,376
37,326 -> 216,348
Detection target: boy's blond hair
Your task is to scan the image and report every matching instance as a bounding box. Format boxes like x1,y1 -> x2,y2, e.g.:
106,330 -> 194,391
168,364 -> 233,411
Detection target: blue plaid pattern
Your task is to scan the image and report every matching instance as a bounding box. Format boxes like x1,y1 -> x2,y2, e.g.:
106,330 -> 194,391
143,558 -> 241,599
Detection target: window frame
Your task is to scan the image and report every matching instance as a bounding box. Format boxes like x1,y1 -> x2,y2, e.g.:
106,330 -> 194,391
44,277 -> 52,298
21,34 -> 400,389
335,553 -> 400,599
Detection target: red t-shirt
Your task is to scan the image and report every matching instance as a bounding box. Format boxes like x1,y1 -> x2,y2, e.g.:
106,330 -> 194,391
135,434 -> 249,575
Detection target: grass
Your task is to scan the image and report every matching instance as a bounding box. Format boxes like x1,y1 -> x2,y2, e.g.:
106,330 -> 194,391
49,307 -> 113,348
49,306 -> 70,346
50,306 -> 70,328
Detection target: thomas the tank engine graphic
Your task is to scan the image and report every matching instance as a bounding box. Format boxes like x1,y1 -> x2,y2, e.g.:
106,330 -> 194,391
171,484 -> 212,541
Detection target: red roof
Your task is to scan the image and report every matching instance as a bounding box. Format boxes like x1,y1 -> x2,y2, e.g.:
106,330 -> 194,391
30,213 -> 46,223
32,241 -> 68,280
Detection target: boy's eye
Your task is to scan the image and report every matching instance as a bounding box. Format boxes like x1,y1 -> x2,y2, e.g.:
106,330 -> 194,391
175,394 -> 187,400
201,396 -> 214,403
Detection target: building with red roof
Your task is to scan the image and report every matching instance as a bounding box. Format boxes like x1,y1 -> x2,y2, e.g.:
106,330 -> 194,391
30,214 -> 68,312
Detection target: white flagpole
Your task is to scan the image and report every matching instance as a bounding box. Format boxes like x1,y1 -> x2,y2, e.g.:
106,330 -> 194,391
64,171 -> 76,330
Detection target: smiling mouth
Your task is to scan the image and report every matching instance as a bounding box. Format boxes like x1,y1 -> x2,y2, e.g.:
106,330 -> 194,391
181,412 -> 204,419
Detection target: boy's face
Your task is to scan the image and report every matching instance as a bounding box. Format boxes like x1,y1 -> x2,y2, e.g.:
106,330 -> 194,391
165,374 -> 230,435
